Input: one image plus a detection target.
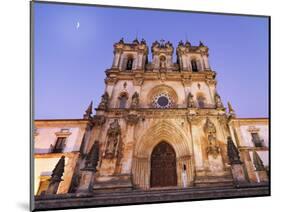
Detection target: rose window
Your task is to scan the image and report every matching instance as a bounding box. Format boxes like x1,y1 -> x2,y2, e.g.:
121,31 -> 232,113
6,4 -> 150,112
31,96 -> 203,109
152,93 -> 173,108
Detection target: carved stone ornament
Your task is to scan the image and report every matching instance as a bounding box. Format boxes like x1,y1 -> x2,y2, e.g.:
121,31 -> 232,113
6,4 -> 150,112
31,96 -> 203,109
131,92 -> 140,109
133,77 -> 144,86
126,114 -> 139,125
204,117 -> 216,134
187,113 -> 201,125
187,92 -> 195,108
85,140 -> 100,171
227,136 -> 242,165
98,92 -> 109,110
217,115 -> 228,125
105,119 -> 121,159
105,77 -> 117,85
92,115 -> 106,126
214,93 -> 223,108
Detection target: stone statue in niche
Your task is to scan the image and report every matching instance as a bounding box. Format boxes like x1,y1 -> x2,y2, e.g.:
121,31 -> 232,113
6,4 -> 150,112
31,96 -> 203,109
160,56 -> 166,69
105,119 -> 121,158
131,92 -> 140,108
187,92 -> 195,108
214,93 -> 223,108
204,117 -> 220,158
98,92 -> 109,110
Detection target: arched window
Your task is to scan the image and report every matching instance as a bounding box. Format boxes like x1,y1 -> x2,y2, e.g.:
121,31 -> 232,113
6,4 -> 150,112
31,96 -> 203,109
197,95 -> 205,108
119,94 -> 128,109
126,57 -> 133,70
191,59 -> 198,72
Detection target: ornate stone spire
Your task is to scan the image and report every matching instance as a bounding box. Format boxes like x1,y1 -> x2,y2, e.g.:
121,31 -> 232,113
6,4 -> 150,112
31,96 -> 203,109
83,101 -> 93,119
51,155 -> 65,182
118,37 -> 124,44
98,92 -> 109,110
227,101 -> 236,117
85,140 -> 100,171
133,37 -> 139,44
227,136 -> 242,164
253,151 -> 265,171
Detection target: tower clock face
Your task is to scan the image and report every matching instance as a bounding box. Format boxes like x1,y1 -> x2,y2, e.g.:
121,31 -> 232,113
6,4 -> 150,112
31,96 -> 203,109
152,93 -> 173,108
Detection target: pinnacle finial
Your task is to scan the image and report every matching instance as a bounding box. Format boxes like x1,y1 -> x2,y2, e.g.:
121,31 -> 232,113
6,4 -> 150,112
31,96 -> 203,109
227,136 -> 242,164
84,101 -> 93,119
51,155 -> 65,182
227,101 -> 236,116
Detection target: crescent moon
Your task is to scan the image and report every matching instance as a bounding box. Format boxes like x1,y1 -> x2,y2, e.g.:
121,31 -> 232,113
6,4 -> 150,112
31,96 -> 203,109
76,22 -> 80,29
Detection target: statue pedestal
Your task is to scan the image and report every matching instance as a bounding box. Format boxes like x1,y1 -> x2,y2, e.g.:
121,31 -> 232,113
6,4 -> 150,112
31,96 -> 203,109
93,174 -> 133,192
256,170 -> 268,183
230,164 -> 248,186
76,169 -> 95,193
99,158 -> 117,176
208,154 -> 224,175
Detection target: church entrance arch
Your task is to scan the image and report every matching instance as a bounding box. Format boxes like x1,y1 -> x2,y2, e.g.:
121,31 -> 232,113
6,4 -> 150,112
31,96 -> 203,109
150,141 -> 177,187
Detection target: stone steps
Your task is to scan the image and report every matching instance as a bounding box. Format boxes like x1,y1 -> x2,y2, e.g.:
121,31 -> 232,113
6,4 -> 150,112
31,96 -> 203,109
34,184 -> 270,210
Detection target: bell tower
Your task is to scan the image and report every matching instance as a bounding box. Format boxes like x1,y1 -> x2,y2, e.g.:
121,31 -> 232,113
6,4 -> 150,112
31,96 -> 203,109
176,40 -> 211,72
151,39 -> 176,71
112,38 -> 148,71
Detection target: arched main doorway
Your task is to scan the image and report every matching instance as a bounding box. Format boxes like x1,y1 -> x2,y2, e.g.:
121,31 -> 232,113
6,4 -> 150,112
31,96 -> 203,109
150,142 -> 177,187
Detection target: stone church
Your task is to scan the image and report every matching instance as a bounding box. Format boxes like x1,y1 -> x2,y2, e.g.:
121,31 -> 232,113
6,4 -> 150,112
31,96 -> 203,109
33,38 -> 269,210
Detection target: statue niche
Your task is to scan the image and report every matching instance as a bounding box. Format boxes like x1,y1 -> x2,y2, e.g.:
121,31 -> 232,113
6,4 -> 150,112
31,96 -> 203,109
159,56 -> 166,69
214,93 -> 223,108
187,92 -> 195,108
204,117 -> 220,158
104,119 -> 121,159
131,92 -> 140,108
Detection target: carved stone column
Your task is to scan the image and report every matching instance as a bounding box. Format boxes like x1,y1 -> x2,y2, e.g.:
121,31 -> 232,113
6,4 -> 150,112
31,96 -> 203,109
120,114 -> 139,174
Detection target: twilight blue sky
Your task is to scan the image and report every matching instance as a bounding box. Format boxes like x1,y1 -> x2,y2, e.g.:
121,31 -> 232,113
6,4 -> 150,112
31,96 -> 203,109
34,2 -> 269,119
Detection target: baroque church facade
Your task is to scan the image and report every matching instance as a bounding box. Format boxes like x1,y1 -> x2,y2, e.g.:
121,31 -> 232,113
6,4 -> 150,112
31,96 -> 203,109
34,38 -> 269,208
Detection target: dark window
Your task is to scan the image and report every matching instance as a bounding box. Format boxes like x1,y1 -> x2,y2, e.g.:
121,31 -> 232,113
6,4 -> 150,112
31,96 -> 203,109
53,137 -> 66,153
126,58 -> 133,70
157,96 -> 169,107
191,60 -> 198,72
119,95 -> 127,109
251,133 -> 264,147
197,96 -> 205,108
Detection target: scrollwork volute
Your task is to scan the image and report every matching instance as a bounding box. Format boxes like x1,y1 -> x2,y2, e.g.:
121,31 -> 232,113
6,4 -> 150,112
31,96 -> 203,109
126,114 -> 139,125
92,115 -> 106,126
